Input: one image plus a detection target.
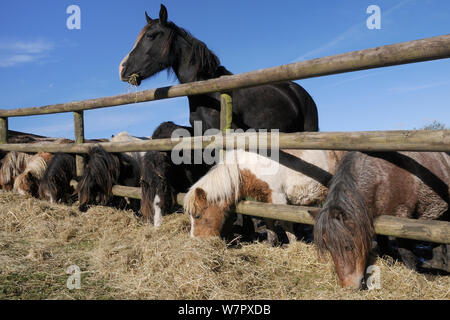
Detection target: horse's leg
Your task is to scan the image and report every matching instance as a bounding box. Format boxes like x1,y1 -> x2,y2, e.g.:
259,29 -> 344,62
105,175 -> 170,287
396,238 -> 418,270
265,192 -> 293,246
264,218 -> 279,247
281,221 -> 296,244
420,244 -> 450,273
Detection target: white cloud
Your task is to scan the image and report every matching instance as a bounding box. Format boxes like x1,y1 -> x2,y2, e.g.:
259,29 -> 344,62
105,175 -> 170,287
0,39 -> 54,54
0,38 -> 54,67
388,81 -> 449,94
0,54 -> 37,67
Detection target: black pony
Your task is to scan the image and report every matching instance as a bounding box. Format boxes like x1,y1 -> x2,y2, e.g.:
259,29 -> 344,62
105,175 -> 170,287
38,153 -> 76,204
140,121 -> 210,226
77,146 -> 140,212
120,4 -> 318,133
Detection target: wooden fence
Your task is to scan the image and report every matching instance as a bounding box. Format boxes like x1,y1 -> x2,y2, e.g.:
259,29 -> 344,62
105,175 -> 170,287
1,34 -> 450,244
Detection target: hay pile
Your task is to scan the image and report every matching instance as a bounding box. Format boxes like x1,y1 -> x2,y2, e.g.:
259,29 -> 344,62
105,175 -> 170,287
0,192 -> 448,300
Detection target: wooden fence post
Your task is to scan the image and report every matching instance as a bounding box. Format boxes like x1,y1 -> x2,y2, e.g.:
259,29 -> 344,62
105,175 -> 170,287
73,111 -> 85,176
220,92 -> 233,133
0,117 -> 8,144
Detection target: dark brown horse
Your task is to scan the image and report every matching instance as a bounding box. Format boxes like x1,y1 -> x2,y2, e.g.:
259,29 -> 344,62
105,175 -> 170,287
312,151 -> 450,289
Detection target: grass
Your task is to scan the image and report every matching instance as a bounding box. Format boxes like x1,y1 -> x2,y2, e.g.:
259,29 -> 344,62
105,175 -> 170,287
0,192 -> 448,300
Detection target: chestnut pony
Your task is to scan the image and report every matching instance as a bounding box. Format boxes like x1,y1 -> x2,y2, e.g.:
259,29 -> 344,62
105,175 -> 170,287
312,151 -> 450,289
184,149 -> 345,244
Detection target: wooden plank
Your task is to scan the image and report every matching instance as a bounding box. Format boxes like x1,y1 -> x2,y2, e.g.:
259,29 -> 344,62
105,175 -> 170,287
0,130 -> 449,153
175,194 -> 450,244
0,34 -> 449,117
220,93 -> 233,132
0,118 -> 8,144
74,111 -> 85,176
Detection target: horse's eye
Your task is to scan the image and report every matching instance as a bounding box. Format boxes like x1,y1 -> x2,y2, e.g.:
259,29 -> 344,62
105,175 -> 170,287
194,213 -> 201,220
344,245 -> 352,251
146,33 -> 157,40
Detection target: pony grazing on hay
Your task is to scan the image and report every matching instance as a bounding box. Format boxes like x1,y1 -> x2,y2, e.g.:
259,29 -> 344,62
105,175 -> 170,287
13,152 -> 53,197
184,149 -> 345,244
77,132 -> 145,212
312,151 -> 450,289
38,153 -> 76,204
140,121 -> 210,226
0,152 -> 33,191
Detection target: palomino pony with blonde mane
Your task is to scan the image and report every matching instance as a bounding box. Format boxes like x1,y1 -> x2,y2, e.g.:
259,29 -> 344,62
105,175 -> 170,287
184,149 -> 345,244
14,152 -> 53,197
0,152 -> 33,191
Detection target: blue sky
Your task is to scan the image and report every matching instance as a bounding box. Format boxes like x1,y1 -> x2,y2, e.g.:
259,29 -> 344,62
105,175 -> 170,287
0,0 -> 449,139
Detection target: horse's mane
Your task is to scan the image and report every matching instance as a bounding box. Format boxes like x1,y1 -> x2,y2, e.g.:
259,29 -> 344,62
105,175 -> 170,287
77,146 -> 121,201
21,153 -> 50,179
39,153 -> 75,201
184,158 -> 241,216
314,152 -> 374,267
0,152 -> 32,188
13,153 -> 51,193
141,150 -> 176,223
164,21 -> 227,80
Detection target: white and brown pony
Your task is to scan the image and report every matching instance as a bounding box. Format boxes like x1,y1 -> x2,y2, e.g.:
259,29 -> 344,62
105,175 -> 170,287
13,152 -> 53,197
184,149 -> 345,244
311,151 -> 450,289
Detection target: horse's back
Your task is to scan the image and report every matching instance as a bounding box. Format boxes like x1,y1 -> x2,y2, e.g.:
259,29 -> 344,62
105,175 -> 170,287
232,81 -> 318,132
354,151 -> 450,220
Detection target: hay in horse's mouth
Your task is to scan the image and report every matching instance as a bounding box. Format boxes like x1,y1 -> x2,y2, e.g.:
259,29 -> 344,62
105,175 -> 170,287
128,73 -> 141,86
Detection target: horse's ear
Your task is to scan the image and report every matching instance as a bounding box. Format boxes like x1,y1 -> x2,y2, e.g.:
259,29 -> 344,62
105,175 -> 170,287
145,11 -> 153,24
308,208 -> 321,219
159,4 -> 168,25
194,188 -> 207,205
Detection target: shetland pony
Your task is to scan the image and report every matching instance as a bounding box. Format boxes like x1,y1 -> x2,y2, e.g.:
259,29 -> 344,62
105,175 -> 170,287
184,149 -> 345,244
77,132 -> 145,212
0,152 -> 33,191
77,146 -> 141,212
13,152 -> 53,197
140,121 -> 210,226
38,153 -> 76,203
312,151 -> 450,289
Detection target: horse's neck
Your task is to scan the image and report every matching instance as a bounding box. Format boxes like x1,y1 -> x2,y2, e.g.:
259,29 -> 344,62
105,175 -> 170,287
171,34 -> 225,83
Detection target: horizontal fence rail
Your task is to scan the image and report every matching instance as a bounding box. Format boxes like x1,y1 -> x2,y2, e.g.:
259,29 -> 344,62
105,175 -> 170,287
0,34 -> 449,117
0,129 -> 449,153
70,180 -> 450,244
2,34 -> 450,248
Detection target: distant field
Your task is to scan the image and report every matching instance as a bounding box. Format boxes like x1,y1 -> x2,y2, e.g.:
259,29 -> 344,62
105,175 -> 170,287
0,192 -> 448,300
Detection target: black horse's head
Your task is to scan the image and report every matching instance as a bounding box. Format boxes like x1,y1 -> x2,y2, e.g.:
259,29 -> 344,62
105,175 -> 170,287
120,4 -> 222,85
140,150 -> 177,226
119,4 -> 174,85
